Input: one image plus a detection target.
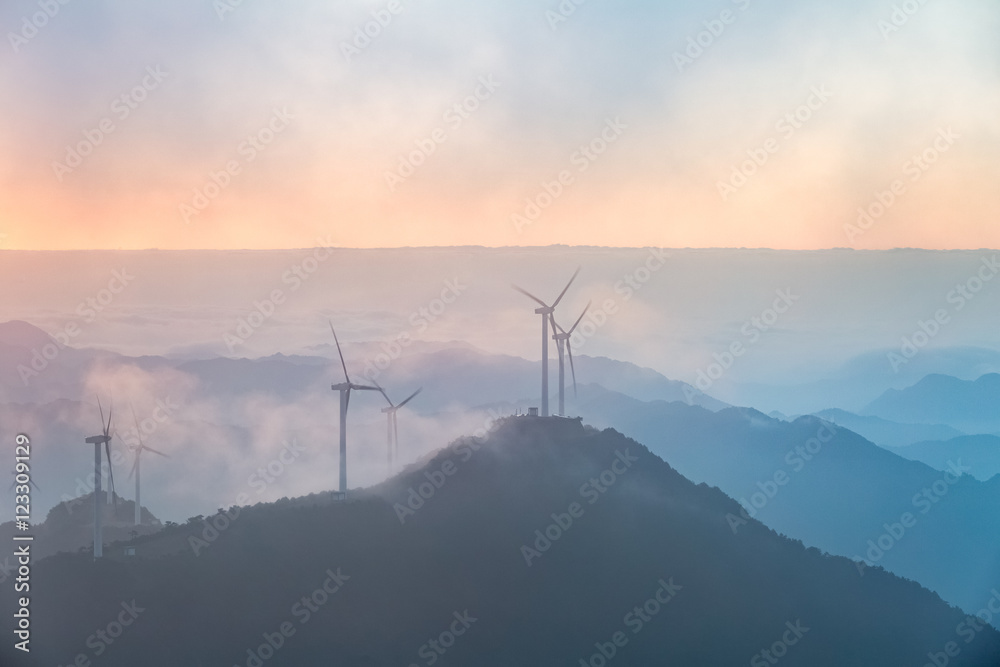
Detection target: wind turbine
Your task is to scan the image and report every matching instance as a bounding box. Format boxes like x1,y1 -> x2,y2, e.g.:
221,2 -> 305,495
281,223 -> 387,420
84,398 -> 118,559
8,471 -> 40,493
552,301 -> 591,416
122,404 -> 169,526
512,267 -> 579,417
329,324 -> 380,499
375,384 -> 422,474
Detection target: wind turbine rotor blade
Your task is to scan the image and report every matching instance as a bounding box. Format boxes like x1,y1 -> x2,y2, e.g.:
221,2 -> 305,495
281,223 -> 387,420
127,456 -> 138,481
567,344 -> 578,397
130,402 -> 146,448
353,384 -> 382,392
549,313 -> 564,336
105,441 -> 117,507
551,267 -> 581,308
11,471 -> 40,492
567,301 -> 592,335
330,322 -> 351,383
105,402 -> 114,439
371,379 -> 393,407
511,285 -> 548,308
396,388 -> 422,409
97,396 -> 106,433
143,445 -> 170,458
344,386 -> 351,411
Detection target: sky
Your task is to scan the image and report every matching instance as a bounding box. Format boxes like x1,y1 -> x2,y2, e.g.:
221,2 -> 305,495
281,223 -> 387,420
0,0 -> 998,250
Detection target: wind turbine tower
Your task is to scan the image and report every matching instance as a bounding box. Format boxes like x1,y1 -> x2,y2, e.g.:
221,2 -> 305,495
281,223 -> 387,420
552,302 -> 591,416
329,324 -> 380,498
124,404 -> 169,525
376,385 -> 422,474
84,398 -> 117,559
512,267 -> 579,417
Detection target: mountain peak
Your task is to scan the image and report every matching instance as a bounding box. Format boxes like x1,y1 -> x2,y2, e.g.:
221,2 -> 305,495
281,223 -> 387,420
0,319 -> 55,349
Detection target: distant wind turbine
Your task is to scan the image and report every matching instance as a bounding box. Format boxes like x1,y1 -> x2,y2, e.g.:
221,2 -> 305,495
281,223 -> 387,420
122,404 -> 170,526
329,324 -> 380,499
512,267 -> 580,417
84,398 -> 118,559
9,471 -> 40,493
375,383 -> 422,474
552,301 -> 591,416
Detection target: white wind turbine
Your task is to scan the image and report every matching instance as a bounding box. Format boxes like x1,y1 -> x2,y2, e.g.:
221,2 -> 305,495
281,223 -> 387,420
552,301 -> 591,416
329,324 -> 380,499
8,471 -> 40,493
122,404 -> 170,526
84,398 -> 118,559
512,267 -> 580,417
375,383 -> 422,474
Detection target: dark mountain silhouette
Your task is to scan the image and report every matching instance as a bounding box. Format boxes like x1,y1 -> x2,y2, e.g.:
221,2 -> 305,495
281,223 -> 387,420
864,373 -> 1000,432
2,419 -> 998,666
0,492 -> 162,561
892,435 -> 1000,481
573,385 -> 1000,613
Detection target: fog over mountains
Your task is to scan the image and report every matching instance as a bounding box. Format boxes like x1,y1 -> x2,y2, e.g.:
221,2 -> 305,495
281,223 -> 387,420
3,247 -> 1000,664
3,419 -> 999,666
5,248 -> 1000,412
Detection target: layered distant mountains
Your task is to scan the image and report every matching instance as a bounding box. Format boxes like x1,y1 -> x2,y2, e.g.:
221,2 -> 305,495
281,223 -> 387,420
863,373 -> 1000,434
574,388 -> 1000,614
2,419 -> 996,666
5,318 -> 1000,633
